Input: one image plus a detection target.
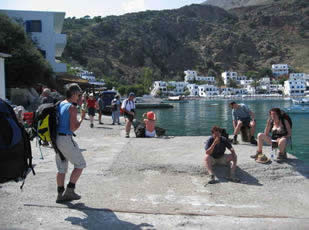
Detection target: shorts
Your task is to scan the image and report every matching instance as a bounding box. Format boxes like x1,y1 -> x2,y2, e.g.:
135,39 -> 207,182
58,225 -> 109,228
145,130 -> 156,137
56,135 -> 86,173
88,107 -> 95,116
124,112 -> 134,122
211,155 -> 228,166
240,117 -> 251,127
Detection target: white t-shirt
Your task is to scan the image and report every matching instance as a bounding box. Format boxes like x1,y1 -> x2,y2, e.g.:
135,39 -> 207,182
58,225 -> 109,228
121,99 -> 135,112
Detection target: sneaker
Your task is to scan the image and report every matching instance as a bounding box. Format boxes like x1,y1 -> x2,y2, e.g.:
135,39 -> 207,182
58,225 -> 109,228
112,123 -> 115,125
62,188 -> 81,201
250,137 -> 257,145
205,174 -> 216,185
277,152 -> 287,161
250,151 -> 261,159
125,134 -> 130,138
99,122 -> 103,125
90,123 -> 94,128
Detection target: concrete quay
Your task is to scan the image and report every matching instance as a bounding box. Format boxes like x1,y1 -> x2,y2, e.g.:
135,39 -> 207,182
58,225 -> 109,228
1,115 -> 309,229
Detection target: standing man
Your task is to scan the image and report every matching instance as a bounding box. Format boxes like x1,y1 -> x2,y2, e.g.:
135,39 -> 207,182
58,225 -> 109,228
121,92 -> 136,138
56,83 -> 86,203
111,95 -> 121,125
229,101 -> 257,145
204,126 -> 239,184
96,93 -> 105,125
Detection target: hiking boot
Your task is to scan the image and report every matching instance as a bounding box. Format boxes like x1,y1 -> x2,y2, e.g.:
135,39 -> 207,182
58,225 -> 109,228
62,188 -> 81,201
56,193 -> 66,203
250,151 -> 261,159
232,139 -> 239,145
250,137 -> 257,145
99,122 -> 103,125
277,152 -> 287,160
90,123 -> 94,128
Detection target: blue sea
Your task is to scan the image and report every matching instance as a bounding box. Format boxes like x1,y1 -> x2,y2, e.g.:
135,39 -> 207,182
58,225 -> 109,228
137,98 -> 309,163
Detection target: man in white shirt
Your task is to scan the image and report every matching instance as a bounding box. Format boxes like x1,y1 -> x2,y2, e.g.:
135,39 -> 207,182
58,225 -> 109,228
121,92 -> 136,138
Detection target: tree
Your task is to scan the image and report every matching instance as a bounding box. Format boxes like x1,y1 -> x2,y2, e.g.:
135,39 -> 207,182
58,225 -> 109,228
250,80 -> 260,91
228,79 -> 238,88
141,67 -> 153,93
257,68 -> 272,79
215,76 -> 224,87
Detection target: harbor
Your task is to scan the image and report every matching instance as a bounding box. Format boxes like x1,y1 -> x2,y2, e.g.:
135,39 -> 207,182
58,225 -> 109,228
1,115 -> 309,229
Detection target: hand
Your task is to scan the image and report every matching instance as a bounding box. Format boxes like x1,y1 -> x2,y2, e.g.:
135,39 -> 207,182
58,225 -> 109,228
213,137 -> 220,146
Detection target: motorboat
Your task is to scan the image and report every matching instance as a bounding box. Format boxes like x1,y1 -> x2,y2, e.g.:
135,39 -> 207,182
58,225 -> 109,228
165,95 -> 188,103
285,105 -> 309,114
291,98 -> 309,105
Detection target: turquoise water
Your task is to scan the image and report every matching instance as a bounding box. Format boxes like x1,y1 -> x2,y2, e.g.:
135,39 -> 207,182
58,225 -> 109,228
137,99 -> 309,163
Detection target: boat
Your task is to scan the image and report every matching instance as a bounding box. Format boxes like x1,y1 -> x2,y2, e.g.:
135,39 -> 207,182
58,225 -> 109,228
284,105 -> 309,114
164,95 -> 189,103
291,98 -> 309,105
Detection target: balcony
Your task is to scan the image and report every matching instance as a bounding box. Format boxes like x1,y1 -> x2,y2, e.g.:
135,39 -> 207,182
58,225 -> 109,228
55,33 -> 67,57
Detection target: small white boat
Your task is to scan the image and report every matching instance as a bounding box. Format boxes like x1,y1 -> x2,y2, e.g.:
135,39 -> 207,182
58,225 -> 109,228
168,95 -> 185,101
292,98 -> 309,105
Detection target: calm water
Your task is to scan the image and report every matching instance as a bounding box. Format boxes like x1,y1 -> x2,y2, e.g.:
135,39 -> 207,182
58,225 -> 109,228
137,98 -> 309,163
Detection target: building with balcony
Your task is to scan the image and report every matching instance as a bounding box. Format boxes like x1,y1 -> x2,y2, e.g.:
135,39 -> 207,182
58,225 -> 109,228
289,73 -> 306,80
284,79 -> 306,96
198,85 -> 219,97
186,84 -> 199,96
221,71 -> 238,85
272,64 -> 289,77
184,70 -> 197,82
0,9 -> 67,73
151,81 -> 167,96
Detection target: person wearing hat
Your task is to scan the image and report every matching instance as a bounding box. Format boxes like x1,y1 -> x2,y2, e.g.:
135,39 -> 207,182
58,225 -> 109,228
111,95 -> 121,125
204,126 -> 240,184
143,111 -> 156,137
121,92 -> 136,138
87,93 -> 96,128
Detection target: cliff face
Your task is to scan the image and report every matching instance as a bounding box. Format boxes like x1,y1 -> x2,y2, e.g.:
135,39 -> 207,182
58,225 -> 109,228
62,0 -> 309,84
202,0 -> 278,10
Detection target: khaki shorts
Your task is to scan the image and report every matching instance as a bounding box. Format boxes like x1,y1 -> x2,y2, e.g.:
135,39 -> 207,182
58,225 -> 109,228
56,135 -> 86,173
211,155 -> 228,166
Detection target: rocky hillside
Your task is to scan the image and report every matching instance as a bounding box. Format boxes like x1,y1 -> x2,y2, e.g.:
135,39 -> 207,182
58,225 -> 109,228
61,0 -> 308,85
202,0 -> 275,10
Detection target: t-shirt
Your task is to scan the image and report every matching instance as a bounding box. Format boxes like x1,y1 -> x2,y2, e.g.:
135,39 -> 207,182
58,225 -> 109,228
97,98 -> 104,109
121,99 -> 135,112
232,104 -> 251,121
204,136 -> 232,159
87,99 -> 96,108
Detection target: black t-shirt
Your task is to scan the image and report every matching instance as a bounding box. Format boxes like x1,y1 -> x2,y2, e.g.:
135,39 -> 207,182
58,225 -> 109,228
204,136 -> 232,159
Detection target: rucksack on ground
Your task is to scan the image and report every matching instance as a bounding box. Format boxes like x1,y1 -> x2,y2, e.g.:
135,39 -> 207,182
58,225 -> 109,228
0,99 -> 35,188
31,102 -> 65,160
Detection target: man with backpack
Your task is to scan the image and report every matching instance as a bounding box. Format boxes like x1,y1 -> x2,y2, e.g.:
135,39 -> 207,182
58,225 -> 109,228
55,83 -> 86,203
121,92 -> 136,138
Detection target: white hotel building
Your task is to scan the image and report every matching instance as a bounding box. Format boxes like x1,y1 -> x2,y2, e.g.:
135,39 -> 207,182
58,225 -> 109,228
272,64 -> 289,77
0,10 -> 67,73
221,72 -> 247,85
184,70 -> 215,84
284,73 -> 306,96
198,85 -> 219,97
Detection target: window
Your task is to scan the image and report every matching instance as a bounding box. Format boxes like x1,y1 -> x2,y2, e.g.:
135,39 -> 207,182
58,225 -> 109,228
26,20 -> 42,32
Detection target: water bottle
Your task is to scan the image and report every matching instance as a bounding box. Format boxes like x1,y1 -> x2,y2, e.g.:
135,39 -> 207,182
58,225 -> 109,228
271,140 -> 278,161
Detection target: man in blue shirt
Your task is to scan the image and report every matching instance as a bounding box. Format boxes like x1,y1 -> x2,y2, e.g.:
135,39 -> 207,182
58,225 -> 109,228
229,101 -> 257,145
204,126 -> 239,184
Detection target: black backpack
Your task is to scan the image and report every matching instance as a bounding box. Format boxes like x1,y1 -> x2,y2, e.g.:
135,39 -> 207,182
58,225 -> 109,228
31,102 -> 65,160
0,99 -> 35,188
133,121 -> 146,137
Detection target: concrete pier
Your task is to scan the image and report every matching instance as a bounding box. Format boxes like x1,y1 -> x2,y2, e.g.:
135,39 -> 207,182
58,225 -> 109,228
1,115 -> 309,229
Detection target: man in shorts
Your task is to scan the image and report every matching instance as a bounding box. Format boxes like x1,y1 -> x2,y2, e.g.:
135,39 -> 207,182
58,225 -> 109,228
204,126 -> 239,184
121,92 -> 136,138
55,83 -> 86,203
229,101 -> 257,145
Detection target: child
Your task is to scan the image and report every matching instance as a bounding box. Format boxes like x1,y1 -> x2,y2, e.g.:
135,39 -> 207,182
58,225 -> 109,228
87,93 -> 96,128
143,111 -> 156,137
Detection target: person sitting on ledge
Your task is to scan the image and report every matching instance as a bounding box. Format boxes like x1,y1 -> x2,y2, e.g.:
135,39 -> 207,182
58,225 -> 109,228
143,111 -> 156,137
252,108 -> 292,162
204,126 -> 240,184
229,101 -> 257,145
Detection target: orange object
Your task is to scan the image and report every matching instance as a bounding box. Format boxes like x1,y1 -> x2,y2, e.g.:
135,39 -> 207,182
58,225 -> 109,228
146,111 -> 155,120
23,112 -> 34,125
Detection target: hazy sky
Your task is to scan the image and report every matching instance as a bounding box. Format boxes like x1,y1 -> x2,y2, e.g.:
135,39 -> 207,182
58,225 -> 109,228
0,0 -> 205,18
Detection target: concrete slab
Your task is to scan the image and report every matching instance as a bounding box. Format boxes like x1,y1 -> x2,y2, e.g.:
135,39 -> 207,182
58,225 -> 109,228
1,115 -> 309,229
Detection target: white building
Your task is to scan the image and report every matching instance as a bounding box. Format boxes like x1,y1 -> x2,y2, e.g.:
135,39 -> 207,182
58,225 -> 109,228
259,77 -> 271,85
284,79 -> 306,96
234,88 -> 248,95
221,71 -> 238,85
151,81 -> 167,96
186,84 -> 199,96
272,64 -> 289,77
198,85 -> 219,97
77,70 -> 105,86
1,10 -> 67,73
220,87 -> 234,95
167,81 -> 187,95
240,79 -> 253,86
0,53 -> 12,99
289,73 -> 306,80
184,70 -> 197,82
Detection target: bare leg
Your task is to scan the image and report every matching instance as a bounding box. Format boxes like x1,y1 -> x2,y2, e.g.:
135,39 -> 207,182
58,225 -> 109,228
278,137 -> 287,153
90,115 -> 94,124
57,173 -> 65,187
257,133 -> 271,153
205,154 -> 214,175
98,111 -> 102,123
233,120 -> 243,135
250,121 -> 256,138
126,120 -> 132,135
69,168 -> 83,184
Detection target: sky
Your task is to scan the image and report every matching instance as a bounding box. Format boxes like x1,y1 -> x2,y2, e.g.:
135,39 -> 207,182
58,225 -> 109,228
0,0 -> 206,18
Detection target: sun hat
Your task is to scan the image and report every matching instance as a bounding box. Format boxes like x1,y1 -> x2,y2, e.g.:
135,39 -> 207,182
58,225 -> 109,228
89,93 -> 94,97
146,111 -> 155,120
129,92 -> 135,97
255,153 -> 271,164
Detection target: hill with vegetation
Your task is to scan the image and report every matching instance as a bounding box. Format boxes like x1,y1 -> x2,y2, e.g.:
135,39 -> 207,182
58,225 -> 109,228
202,0 -> 276,10
61,0 -> 308,89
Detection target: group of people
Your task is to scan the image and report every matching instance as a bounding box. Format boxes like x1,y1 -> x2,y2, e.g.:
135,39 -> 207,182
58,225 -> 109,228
204,101 -> 292,184
54,83 -> 292,202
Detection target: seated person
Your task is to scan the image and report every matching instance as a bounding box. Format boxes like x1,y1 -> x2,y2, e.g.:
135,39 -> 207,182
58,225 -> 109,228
143,111 -> 156,137
204,126 -> 240,184
229,102 -> 257,145
253,108 -> 292,162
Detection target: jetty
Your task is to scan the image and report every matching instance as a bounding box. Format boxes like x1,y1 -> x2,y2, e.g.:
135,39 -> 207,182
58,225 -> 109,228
1,115 -> 309,229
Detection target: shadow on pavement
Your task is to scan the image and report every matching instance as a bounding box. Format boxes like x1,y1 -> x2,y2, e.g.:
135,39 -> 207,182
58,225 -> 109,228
64,202 -> 155,230
283,158 -> 309,179
213,166 -> 262,186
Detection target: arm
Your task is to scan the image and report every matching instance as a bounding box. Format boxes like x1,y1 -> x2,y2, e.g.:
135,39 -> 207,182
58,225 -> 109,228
69,105 -> 84,132
264,118 -> 272,135
205,137 -> 219,155
249,110 -> 255,120
284,119 -> 292,138
229,147 -> 236,156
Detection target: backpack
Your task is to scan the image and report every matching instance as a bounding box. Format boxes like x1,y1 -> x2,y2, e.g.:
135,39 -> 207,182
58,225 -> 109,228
281,111 -> 292,129
31,102 -> 65,160
133,121 -> 146,137
0,99 -> 35,188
